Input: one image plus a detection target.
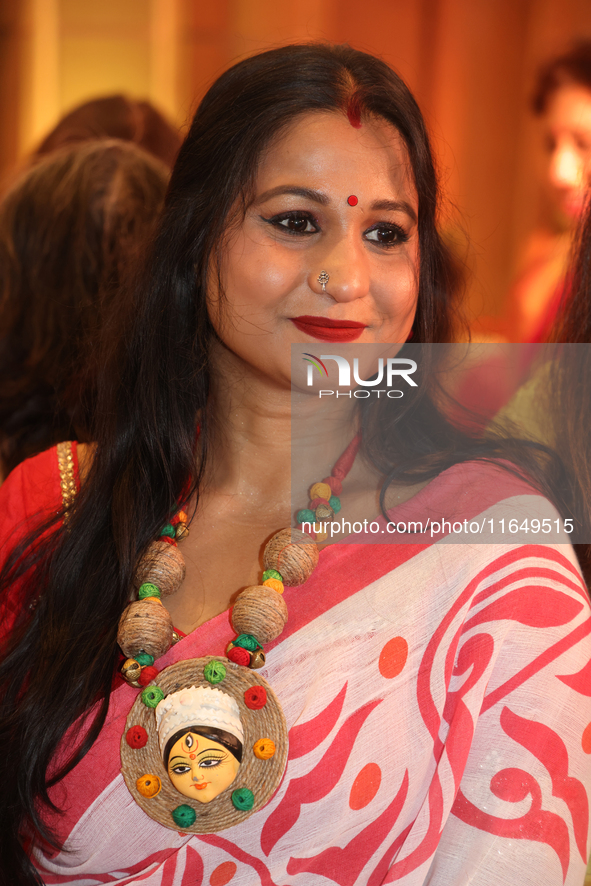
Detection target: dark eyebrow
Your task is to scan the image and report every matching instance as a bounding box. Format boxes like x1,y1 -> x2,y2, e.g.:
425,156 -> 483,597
254,187 -> 417,223
254,186 -> 329,206
371,199 -> 417,223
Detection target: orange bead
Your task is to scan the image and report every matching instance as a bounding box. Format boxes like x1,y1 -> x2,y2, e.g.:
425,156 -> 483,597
310,482 -> 331,501
253,738 -> 276,760
263,578 -> 284,594
177,511 -> 188,523
136,774 -> 162,798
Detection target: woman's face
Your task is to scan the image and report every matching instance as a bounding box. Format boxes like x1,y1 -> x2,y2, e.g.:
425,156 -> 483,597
208,111 -> 420,388
544,83 -> 591,221
167,731 -> 240,803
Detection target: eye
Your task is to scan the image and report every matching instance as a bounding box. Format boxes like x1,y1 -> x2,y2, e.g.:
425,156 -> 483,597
574,134 -> 591,153
365,224 -> 408,246
263,211 -> 319,235
171,764 -> 191,775
200,756 -> 224,768
184,734 -> 194,749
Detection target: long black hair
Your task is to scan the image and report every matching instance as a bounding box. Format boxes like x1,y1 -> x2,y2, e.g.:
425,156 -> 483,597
548,197 -> 591,581
0,43 -> 517,883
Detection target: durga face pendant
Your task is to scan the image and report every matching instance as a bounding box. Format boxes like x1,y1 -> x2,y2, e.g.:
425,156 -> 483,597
121,656 -> 288,832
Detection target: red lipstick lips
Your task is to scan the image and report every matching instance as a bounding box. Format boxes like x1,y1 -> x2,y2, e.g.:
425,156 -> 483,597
291,315 -> 366,342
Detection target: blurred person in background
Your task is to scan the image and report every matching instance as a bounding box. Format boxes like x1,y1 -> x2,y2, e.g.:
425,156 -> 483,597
475,41 -> 591,342
33,94 -> 182,169
0,140 -> 168,479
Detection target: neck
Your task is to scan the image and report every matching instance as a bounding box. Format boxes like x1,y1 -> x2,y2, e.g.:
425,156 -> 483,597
204,342 -> 360,510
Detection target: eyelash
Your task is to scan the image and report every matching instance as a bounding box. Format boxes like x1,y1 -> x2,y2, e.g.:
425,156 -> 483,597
261,211 -> 409,247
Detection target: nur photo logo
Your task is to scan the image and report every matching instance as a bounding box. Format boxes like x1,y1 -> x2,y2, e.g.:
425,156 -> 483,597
302,353 -> 418,398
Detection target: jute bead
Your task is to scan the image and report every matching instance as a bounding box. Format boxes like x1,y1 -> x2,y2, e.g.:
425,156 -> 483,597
117,599 -> 173,659
310,481 -> 332,501
263,529 -> 319,586
231,586 -> 288,644
134,540 -> 186,596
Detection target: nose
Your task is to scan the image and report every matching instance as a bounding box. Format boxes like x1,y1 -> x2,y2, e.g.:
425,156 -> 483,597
549,142 -> 583,190
311,236 -> 369,303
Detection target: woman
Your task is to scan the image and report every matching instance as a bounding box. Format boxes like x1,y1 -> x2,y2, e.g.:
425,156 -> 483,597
33,94 -> 182,169
0,140 -> 169,477
491,42 -> 591,342
0,44 -> 589,885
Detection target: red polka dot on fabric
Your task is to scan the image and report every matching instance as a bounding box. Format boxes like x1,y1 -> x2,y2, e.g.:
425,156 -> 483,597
582,722 -> 591,754
210,861 -> 237,885
349,762 -> 382,809
379,636 -> 408,679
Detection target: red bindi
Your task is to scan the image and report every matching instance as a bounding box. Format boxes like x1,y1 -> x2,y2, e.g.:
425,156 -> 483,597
347,195 -> 358,206
189,753 -> 196,759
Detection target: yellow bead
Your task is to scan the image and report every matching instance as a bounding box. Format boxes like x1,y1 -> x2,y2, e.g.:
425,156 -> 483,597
263,578 -> 284,594
136,774 -> 162,798
316,530 -> 328,542
310,482 -> 331,501
253,738 -> 276,759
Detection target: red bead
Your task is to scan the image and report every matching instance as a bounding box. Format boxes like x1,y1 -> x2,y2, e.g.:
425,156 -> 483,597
161,536 -> 177,546
347,195 -> 358,206
228,646 -> 250,666
309,497 -> 330,510
244,685 -> 267,710
126,725 -> 148,748
324,476 -> 342,495
138,666 -> 159,686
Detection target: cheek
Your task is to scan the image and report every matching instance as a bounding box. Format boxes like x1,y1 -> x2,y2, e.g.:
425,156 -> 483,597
220,234 -> 304,318
373,254 -> 419,318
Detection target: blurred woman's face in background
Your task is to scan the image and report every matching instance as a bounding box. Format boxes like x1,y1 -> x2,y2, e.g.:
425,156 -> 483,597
544,82 -> 591,222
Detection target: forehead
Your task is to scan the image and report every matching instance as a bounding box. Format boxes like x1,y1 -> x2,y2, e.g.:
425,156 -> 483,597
545,84 -> 591,131
255,111 -> 417,204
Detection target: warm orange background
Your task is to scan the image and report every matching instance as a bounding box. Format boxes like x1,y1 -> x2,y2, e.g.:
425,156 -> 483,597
1,0 -> 591,322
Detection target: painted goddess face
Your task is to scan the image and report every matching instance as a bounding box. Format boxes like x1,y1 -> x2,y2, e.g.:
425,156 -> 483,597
166,730 -> 241,803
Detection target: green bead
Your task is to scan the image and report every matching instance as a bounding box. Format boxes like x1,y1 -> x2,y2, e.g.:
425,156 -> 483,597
135,651 -> 155,667
141,686 -> 164,708
204,660 -> 226,684
262,568 -> 282,582
233,634 -> 259,652
329,495 -> 341,513
232,787 -> 254,811
160,523 -> 176,538
138,583 -> 161,600
296,509 -> 315,525
172,804 -> 197,828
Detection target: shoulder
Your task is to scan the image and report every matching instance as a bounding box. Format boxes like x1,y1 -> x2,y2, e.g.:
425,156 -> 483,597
0,441 -> 94,553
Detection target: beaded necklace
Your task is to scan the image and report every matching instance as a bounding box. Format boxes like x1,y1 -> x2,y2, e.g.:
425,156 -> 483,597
119,435 -> 359,833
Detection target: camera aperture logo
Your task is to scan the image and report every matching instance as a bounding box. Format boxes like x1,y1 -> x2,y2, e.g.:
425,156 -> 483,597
303,353 -> 417,398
